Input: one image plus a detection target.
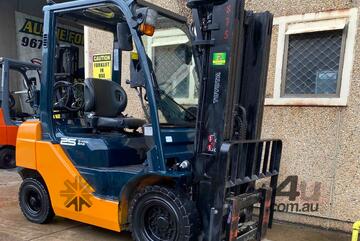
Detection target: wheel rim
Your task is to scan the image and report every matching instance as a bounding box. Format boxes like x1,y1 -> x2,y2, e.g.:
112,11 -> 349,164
24,188 -> 42,215
140,199 -> 179,241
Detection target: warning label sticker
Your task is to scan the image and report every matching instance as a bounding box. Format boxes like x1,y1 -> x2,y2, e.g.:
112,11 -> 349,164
212,52 -> 227,66
93,54 -> 112,80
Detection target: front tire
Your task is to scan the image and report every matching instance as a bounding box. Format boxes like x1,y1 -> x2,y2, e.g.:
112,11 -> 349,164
129,186 -> 198,241
0,147 -> 15,169
19,178 -> 54,224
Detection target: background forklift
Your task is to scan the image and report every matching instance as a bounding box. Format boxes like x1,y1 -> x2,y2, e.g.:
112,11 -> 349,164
16,0 -> 282,241
0,45 -> 81,169
0,58 -> 40,168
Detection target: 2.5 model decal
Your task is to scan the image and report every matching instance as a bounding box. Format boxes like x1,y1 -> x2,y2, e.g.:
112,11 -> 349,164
60,138 -> 88,147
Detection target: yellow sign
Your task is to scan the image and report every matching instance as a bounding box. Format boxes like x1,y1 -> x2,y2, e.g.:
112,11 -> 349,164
93,54 -> 112,80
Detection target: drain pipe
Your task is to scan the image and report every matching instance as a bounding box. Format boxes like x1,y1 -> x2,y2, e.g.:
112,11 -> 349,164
352,221 -> 360,241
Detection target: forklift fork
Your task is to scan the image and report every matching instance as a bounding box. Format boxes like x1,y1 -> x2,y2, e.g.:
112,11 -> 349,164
227,187 -> 272,241
218,140 -> 282,241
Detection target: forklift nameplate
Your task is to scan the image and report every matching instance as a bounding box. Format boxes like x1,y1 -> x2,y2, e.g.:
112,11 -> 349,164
212,52 -> 227,66
93,54 -> 112,80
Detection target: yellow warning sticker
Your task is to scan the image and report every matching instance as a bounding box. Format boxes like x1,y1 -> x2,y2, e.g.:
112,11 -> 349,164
53,114 -> 61,119
93,54 -> 112,80
131,52 -> 139,60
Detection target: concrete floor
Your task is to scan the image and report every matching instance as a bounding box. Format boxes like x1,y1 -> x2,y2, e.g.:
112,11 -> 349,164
0,169 -> 352,241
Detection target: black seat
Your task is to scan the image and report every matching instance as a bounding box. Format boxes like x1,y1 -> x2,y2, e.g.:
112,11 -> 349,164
84,78 -> 146,130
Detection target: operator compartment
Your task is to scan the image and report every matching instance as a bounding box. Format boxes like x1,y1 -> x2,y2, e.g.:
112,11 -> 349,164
47,4 -> 198,199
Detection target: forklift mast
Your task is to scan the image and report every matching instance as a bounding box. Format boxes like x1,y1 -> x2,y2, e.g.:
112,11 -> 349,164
188,0 -> 282,240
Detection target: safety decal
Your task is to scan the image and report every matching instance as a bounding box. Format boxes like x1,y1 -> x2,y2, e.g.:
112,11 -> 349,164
93,53 -> 112,80
212,52 -> 227,66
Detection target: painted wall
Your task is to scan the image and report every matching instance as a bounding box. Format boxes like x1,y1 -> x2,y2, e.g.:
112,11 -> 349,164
247,0 -> 360,232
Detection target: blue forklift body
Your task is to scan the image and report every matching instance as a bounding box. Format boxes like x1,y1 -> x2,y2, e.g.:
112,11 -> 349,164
40,0 -> 195,201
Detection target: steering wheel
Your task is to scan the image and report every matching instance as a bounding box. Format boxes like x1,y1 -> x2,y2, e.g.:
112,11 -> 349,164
53,81 -> 84,112
70,82 -> 85,112
53,81 -> 71,111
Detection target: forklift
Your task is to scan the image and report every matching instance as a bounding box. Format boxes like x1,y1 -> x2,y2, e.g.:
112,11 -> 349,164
0,45 -> 81,169
16,0 -> 282,241
0,58 -> 40,168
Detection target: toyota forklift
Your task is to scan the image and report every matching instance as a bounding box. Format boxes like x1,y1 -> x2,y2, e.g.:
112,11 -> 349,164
16,0 -> 282,241
0,58 -> 40,168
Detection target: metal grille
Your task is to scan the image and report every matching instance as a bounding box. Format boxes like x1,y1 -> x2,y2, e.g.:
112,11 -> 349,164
154,45 -> 190,98
284,30 -> 343,96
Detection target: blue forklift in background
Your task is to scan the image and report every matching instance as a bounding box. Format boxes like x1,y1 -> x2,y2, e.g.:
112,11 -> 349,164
16,0 -> 282,240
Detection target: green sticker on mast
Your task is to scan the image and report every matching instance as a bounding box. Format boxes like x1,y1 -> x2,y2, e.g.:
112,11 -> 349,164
212,52 -> 227,65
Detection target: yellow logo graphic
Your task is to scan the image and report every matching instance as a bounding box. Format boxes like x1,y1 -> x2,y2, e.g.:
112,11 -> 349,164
60,176 -> 93,212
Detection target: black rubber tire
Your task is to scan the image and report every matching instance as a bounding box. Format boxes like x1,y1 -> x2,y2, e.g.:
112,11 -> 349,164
129,185 -> 199,241
0,147 -> 15,169
19,178 -> 54,224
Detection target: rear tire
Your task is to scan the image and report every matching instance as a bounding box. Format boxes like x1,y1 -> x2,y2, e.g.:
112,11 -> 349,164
0,147 -> 15,169
19,178 -> 54,224
129,185 -> 199,241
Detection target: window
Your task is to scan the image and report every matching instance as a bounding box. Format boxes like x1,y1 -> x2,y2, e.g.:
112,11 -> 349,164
144,29 -> 198,106
154,44 -> 192,99
267,9 -> 358,106
283,30 -> 344,97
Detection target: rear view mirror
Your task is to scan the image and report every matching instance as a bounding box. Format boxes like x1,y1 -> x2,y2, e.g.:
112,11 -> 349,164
117,22 -> 133,51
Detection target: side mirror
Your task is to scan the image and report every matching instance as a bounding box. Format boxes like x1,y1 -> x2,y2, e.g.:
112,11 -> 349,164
117,22 -> 133,51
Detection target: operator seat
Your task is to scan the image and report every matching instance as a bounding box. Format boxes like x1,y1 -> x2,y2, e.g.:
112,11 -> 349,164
84,78 -> 146,130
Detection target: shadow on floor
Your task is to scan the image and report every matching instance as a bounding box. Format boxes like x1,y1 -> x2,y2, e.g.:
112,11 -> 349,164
267,222 -> 351,241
